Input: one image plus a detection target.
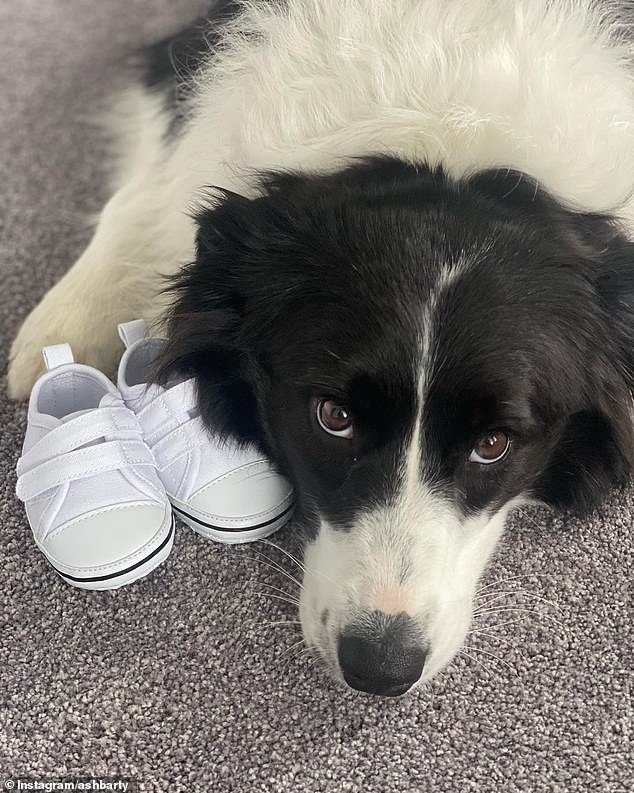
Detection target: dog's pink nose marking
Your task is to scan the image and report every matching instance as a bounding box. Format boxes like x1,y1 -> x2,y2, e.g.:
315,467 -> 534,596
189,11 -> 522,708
367,587 -> 414,616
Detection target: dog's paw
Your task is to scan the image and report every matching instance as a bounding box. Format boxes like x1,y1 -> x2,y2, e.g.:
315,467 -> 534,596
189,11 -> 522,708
8,285 -> 124,400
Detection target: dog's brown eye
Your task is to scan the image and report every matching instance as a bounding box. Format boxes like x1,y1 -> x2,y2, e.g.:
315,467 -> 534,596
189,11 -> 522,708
469,431 -> 510,464
317,399 -> 353,438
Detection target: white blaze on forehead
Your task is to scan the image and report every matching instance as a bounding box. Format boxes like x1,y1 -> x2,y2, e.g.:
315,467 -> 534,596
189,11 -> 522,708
404,390 -> 424,493
358,257 -> 477,614
418,253 -> 482,401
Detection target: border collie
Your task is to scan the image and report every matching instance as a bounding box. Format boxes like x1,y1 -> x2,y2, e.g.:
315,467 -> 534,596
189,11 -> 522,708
9,0 -> 634,696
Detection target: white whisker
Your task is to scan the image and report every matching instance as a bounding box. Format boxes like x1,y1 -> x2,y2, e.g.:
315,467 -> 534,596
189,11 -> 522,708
258,538 -> 341,587
473,605 -> 565,630
279,637 -> 307,662
258,539 -> 309,575
475,589 -> 564,613
458,650 -> 495,678
473,617 -> 534,631
251,591 -> 301,609
468,630 -> 516,649
248,551 -> 304,590
475,572 -> 559,597
466,646 -> 520,677
255,580 -> 301,603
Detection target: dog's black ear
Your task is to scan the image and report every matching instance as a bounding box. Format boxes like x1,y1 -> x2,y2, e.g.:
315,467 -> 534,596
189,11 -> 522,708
535,232 -> 634,513
154,189 -> 272,452
534,409 -> 632,513
594,238 -> 634,390
470,169 -> 634,512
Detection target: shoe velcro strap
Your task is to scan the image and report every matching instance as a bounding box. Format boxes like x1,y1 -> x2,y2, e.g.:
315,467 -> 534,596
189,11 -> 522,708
136,379 -> 198,440
16,439 -> 156,502
17,407 -> 141,476
151,416 -> 210,470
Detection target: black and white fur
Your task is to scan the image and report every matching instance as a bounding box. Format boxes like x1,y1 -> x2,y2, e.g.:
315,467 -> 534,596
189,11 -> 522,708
9,0 -> 634,696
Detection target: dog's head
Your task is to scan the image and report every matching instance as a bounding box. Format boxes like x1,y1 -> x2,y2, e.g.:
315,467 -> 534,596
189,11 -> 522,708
158,157 -> 634,696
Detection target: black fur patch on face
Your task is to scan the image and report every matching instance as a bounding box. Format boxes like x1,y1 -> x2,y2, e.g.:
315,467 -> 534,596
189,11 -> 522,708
156,157 -> 634,528
420,168 -> 634,515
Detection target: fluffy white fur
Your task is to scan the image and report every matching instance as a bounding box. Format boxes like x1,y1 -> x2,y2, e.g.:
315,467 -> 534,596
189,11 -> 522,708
8,0 -> 634,686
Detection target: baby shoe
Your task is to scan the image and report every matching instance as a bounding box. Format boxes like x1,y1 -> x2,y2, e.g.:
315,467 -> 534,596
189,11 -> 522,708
16,344 -> 174,589
117,320 -> 295,543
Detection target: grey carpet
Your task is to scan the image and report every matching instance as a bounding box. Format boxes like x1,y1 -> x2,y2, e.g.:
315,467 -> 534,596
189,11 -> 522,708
0,2 -> 632,791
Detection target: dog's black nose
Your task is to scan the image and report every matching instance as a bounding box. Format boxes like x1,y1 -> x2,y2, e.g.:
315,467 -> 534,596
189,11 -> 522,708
337,612 -> 427,697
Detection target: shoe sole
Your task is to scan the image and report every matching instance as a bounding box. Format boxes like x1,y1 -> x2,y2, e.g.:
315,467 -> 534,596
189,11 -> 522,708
44,513 -> 175,591
171,501 -> 295,544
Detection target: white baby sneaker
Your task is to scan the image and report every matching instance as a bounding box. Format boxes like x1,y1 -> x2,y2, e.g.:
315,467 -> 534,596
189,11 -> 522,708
117,320 -> 295,544
16,344 -> 174,590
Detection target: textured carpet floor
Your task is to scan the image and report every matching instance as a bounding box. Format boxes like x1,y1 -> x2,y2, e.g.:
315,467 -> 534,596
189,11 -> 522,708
0,2 -> 632,791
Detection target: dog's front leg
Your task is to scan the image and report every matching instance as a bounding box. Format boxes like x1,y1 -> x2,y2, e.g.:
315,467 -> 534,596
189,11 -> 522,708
8,179 -> 195,399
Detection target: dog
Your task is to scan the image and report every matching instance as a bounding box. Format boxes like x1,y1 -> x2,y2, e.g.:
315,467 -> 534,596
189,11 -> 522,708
9,0 -> 634,696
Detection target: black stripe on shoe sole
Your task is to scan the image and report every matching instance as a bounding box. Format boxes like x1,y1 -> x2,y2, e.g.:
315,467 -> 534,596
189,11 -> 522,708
54,516 -> 175,583
171,501 -> 294,533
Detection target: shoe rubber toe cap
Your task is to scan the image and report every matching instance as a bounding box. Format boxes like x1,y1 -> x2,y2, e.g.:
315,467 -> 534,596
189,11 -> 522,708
186,461 -> 294,528
42,501 -> 171,574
